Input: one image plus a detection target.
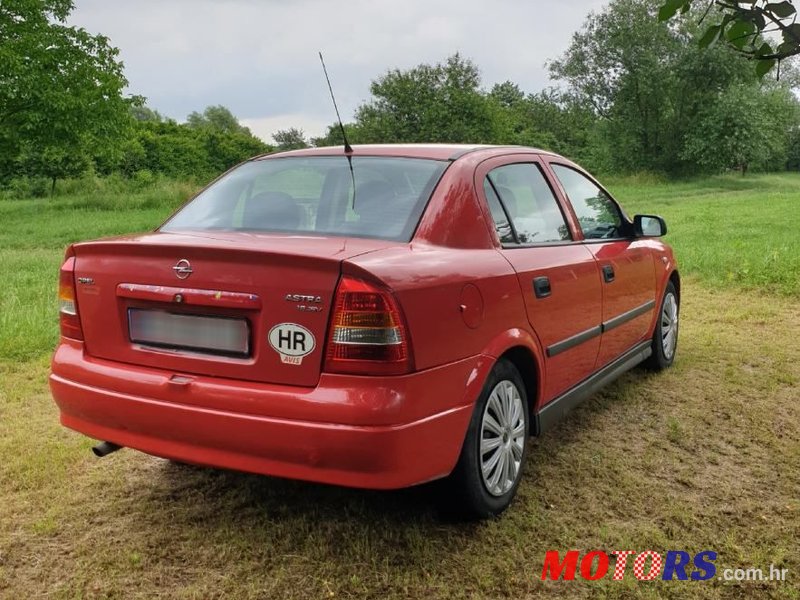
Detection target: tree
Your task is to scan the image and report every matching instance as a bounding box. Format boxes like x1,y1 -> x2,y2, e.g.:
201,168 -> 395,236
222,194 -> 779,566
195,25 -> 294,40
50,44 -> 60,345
511,90 -> 608,172
125,115 -> 270,182
489,81 -> 526,109
186,105 -> 253,135
131,105 -> 164,122
681,84 -> 797,172
0,0 -> 135,186
352,54 -> 506,143
785,125 -> 800,169
550,0 -> 797,174
273,127 -> 309,150
132,121 -> 209,180
659,0 -> 800,76
19,144 -> 91,193
488,81 -> 554,149
201,128 -> 269,173
488,84 -> 595,149
311,123 -> 364,148
550,0 -> 686,172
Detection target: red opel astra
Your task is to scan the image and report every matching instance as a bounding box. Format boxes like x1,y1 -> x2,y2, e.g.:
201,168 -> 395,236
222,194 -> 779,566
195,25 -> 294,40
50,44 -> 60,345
50,145 -> 679,518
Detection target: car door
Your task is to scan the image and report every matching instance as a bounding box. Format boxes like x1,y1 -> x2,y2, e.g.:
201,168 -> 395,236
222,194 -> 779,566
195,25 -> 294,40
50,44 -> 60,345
547,161 -> 657,370
476,157 -> 603,402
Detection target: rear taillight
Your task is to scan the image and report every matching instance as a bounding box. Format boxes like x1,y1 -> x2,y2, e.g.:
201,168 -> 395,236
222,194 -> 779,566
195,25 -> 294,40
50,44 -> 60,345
324,276 -> 413,375
59,251 -> 83,340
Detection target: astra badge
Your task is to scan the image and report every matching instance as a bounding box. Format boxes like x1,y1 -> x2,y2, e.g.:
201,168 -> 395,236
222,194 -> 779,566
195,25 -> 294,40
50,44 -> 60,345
285,293 -> 323,312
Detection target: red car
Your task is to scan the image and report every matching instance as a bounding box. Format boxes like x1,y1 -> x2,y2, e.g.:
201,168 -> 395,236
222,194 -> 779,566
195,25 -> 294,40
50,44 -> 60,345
51,144 -> 679,518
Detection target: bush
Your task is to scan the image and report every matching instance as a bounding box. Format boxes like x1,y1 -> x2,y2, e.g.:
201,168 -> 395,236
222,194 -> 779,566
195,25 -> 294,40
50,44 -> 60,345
132,169 -> 156,190
2,173 -> 200,213
0,176 -> 51,199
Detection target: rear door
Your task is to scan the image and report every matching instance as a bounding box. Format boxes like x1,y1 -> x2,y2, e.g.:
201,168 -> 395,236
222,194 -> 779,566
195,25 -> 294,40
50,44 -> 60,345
476,157 -> 603,402
547,162 -> 656,369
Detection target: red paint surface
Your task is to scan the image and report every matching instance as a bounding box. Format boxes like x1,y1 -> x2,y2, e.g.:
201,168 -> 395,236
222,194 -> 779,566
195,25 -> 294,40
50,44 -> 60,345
51,144 -> 677,489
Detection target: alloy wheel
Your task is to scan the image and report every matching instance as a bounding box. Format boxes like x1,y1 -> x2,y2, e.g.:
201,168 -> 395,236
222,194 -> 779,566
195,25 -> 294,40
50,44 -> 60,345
480,379 -> 526,497
661,292 -> 679,360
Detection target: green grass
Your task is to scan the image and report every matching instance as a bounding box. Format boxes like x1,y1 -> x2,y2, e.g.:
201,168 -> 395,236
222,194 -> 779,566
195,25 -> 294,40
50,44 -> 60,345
607,173 -> 800,297
1,172 -> 798,362
0,179 -> 198,361
0,173 -> 798,598
1,285 -> 797,599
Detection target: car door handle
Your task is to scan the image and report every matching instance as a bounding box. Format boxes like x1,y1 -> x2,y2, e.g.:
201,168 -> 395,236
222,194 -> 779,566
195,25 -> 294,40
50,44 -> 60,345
602,265 -> 615,283
532,276 -> 551,298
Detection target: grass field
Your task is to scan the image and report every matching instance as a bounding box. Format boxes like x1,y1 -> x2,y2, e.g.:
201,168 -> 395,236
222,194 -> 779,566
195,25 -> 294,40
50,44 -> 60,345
610,173 -> 800,297
0,173 -> 798,598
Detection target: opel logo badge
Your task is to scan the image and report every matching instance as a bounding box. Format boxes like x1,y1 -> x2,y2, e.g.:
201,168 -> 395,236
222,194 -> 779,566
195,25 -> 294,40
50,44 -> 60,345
172,259 -> 193,280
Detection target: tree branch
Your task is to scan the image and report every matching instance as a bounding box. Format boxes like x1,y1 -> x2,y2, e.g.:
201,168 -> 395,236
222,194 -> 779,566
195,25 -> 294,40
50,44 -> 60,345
710,0 -> 800,61
698,0 -> 716,24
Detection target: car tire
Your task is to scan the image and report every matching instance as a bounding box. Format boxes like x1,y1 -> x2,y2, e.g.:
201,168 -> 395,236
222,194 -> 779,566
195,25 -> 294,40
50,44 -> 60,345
645,280 -> 679,371
442,358 -> 529,520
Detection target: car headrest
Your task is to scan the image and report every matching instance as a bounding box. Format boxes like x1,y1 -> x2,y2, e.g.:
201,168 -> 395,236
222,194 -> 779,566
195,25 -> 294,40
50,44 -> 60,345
355,180 -> 396,217
495,185 -> 518,218
243,192 -> 301,230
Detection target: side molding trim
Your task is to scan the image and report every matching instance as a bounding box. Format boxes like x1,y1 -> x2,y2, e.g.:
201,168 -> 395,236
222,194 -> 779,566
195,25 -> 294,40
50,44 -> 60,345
545,300 -> 655,358
546,325 -> 602,358
533,340 -> 652,435
602,300 -> 656,333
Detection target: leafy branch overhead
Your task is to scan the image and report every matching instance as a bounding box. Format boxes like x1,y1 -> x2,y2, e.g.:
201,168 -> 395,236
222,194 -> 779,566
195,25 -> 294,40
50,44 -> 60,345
659,0 -> 800,75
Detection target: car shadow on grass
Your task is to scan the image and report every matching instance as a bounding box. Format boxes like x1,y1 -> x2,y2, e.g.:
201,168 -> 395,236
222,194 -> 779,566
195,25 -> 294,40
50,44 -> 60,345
129,369 -> 653,538
126,459 -> 484,567
65,368 -> 670,597
150,458 -> 454,524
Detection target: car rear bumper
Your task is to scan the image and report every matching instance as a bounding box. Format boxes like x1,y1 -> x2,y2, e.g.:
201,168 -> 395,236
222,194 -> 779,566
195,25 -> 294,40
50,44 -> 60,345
50,339 -> 485,489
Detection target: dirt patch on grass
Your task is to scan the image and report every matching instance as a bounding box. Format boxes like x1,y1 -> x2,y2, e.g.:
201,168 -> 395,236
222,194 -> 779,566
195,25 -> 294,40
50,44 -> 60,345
1,279 -> 798,599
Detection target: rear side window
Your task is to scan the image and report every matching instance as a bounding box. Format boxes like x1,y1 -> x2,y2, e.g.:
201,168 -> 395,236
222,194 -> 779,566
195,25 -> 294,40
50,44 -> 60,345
483,181 -> 515,244
484,163 -> 570,244
162,156 -> 448,242
550,164 -> 624,240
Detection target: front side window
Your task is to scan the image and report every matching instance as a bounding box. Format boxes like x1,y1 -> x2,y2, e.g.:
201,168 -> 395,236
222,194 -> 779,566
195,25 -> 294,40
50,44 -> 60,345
551,164 -> 625,240
162,156 -> 448,242
484,163 -> 570,244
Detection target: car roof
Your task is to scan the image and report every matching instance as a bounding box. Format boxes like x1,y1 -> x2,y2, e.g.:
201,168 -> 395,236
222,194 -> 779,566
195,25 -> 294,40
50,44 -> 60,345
254,144 -> 558,162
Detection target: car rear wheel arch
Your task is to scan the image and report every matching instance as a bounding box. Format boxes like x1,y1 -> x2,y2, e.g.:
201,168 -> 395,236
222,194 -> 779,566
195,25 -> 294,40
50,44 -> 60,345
497,346 -> 539,433
669,270 -> 681,305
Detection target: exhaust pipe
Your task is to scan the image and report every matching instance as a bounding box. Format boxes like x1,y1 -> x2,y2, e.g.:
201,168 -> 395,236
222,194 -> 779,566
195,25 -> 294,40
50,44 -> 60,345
92,441 -> 122,457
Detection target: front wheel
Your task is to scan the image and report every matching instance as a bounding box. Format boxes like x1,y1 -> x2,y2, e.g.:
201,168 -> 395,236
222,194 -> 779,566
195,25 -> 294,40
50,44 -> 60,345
645,280 -> 679,371
443,359 -> 529,519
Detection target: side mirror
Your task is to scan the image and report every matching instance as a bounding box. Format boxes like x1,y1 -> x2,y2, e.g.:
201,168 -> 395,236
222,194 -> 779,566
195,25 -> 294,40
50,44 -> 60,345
634,214 -> 667,237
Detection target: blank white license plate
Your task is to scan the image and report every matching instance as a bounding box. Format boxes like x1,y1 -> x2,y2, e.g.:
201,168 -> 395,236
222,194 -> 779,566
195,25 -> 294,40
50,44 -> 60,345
128,309 -> 250,356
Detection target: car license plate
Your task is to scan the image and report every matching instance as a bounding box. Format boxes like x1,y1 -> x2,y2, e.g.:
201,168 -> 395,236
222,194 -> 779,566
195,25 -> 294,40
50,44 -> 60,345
128,309 -> 250,356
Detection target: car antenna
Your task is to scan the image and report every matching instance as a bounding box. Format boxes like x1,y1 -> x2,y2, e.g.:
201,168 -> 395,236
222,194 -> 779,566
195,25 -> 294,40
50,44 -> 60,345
318,51 -> 357,209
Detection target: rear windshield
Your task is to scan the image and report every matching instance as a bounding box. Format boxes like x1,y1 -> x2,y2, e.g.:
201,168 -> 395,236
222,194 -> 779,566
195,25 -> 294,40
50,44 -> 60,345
161,156 -> 448,242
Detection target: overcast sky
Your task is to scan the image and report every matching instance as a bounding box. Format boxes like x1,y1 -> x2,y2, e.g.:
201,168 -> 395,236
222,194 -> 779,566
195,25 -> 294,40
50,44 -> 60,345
70,0 -> 608,143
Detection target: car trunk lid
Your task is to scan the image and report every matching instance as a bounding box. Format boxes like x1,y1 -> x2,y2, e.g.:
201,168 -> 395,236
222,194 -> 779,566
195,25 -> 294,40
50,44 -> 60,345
72,231 -> 396,387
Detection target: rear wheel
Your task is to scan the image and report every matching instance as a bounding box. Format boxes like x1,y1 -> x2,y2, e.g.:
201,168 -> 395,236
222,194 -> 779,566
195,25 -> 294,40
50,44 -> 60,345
443,359 -> 529,519
645,280 -> 679,371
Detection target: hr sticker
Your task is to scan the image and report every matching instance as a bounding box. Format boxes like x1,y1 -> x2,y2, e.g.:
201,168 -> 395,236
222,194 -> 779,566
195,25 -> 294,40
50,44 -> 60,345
268,323 -> 315,365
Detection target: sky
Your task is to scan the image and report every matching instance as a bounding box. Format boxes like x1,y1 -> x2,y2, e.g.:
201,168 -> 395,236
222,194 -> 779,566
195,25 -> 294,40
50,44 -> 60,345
69,0 -> 609,143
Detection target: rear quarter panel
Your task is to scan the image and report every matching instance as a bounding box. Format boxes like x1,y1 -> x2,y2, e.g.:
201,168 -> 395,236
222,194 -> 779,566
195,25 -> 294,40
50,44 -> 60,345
347,155 -> 546,414
349,156 -> 537,372
347,245 -> 529,370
